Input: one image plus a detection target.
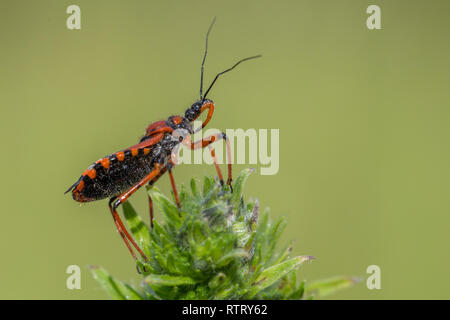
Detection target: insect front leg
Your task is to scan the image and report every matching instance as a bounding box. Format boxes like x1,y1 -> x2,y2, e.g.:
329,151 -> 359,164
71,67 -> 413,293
187,132 -> 233,191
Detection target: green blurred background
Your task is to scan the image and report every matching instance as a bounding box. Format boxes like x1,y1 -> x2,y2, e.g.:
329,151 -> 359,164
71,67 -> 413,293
1,0 -> 449,299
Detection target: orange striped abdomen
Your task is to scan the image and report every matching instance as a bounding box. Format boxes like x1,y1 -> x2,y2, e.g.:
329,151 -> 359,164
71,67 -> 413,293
66,146 -> 158,202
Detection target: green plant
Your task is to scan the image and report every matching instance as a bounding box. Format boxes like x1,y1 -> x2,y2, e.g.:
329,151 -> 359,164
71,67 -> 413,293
90,169 -> 358,299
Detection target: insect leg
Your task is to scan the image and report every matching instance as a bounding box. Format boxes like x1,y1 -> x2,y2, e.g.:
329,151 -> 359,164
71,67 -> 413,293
110,164 -> 162,261
167,163 -> 182,216
188,132 -> 233,191
199,101 -> 214,129
146,166 -> 168,228
108,197 -> 138,260
147,194 -> 154,228
146,162 -> 181,226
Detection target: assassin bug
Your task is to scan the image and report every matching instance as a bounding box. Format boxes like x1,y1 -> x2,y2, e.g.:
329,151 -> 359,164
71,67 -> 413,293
65,18 -> 261,262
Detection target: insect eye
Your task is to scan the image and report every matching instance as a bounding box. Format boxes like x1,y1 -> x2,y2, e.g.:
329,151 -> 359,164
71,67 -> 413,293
193,104 -> 201,112
185,109 -> 195,121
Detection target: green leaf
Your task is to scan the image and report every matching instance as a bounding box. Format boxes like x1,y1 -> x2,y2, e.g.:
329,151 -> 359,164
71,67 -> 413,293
90,169 -> 357,300
248,256 -> 314,297
144,274 -> 197,286
264,218 -> 287,264
208,272 -> 227,289
90,266 -> 143,300
288,280 -> 306,300
202,175 -> 215,196
232,168 -> 254,205
305,276 -> 361,298
148,187 -> 182,228
122,201 -> 151,257
190,178 -> 199,197
233,221 -> 252,248
216,249 -> 250,268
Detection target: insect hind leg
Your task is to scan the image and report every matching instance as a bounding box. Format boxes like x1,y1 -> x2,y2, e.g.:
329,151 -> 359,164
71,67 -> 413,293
108,197 -> 139,261
108,164 -> 162,261
167,162 -> 182,215
146,166 -> 168,228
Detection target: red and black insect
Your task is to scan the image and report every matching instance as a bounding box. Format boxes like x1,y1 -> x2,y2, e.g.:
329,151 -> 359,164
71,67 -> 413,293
65,19 -> 261,262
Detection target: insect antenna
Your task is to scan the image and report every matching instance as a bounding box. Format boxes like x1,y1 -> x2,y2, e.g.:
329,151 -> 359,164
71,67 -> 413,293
200,17 -> 216,100
202,54 -> 262,100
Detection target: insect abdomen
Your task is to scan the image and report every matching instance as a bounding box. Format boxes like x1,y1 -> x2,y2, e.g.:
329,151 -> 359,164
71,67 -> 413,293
67,147 -> 157,202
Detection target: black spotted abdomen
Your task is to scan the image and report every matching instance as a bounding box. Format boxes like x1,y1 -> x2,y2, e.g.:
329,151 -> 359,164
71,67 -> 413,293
67,146 -> 159,202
